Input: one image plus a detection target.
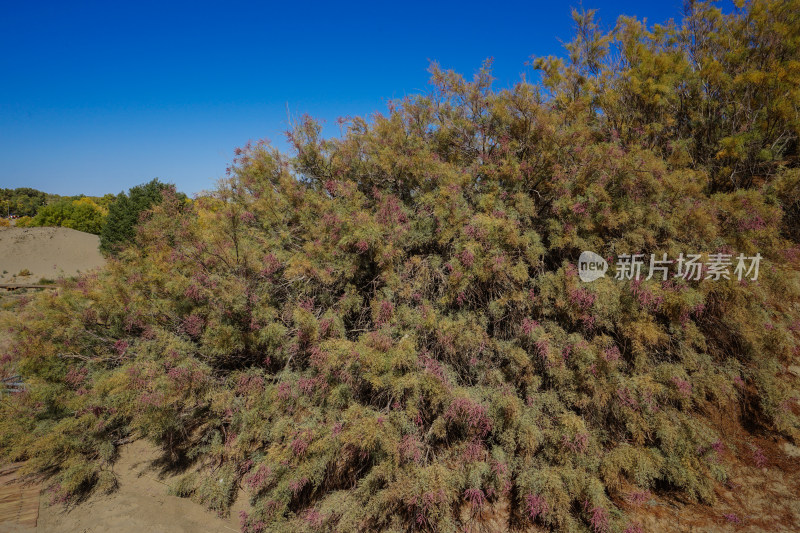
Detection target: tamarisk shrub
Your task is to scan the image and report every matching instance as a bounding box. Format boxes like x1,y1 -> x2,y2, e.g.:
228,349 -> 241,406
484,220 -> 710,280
2,2 -> 800,531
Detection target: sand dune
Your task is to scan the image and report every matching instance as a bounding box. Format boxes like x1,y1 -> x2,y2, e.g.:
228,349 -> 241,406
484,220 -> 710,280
0,227 -> 105,283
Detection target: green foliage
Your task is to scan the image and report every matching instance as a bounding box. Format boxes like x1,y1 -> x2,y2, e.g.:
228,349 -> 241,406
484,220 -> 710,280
0,188 -> 115,225
99,179 -> 177,254
4,182 -> 180,242
1,2 -> 799,532
0,187 -> 48,217
25,197 -> 107,234
534,0 -> 800,192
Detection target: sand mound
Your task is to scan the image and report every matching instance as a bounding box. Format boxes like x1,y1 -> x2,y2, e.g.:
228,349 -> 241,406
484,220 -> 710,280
0,227 -> 105,283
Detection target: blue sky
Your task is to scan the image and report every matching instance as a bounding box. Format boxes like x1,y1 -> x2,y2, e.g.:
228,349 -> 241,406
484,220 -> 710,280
1,1 -> 691,197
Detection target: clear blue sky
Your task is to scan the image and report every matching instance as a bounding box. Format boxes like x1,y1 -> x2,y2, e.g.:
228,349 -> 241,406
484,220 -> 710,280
1,0 -> 691,197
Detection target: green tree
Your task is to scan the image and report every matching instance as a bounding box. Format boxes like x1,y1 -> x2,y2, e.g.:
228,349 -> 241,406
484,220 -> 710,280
99,179 -> 177,254
534,0 -> 800,192
26,197 -> 106,234
0,187 -> 47,217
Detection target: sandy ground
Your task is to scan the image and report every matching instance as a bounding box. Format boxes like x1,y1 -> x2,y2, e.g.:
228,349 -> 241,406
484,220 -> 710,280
4,440 -> 247,533
0,227 -> 105,283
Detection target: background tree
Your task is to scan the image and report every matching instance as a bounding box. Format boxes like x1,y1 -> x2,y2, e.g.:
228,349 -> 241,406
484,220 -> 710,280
99,179 -> 178,254
0,187 -> 48,217
18,196 -> 107,234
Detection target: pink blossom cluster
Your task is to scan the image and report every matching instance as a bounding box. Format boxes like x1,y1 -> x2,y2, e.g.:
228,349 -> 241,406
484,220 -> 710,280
444,397 -> 492,437
302,508 -> 325,528
602,345 -> 621,363
521,317 -> 539,335
459,249 -> 475,268
738,214 -> 766,231
463,439 -> 485,462
244,464 -> 272,492
420,354 -> 447,384
319,318 -> 333,337
571,201 -> 587,215
167,366 -> 193,387
298,298 -> 315,312
723,513 -> 741,524
291,431 -> 311,456
113,339 -> 129,355
617,387 -> 639,410
138,391 -> 164,407
569,287 -> 595,311
464,223 -> 489,241
399,434 -> 423,463
298,375 -> 327,396
626,490 -> 650,505
535,338 -> 550,363
583,500 -> 610,533
376,194 -> 408,225
525,493 -> 549,521
260,253 -> 281,278
181,314 -> 204,337
276,381 -> 295,401
367,331 -> 392,351
236,374 -> 265,395
405,489 -> 447,528
630,280 -> 663,311
671,377 -> 692,398
65,366 -> 88,387
464,487 -> 486,509
184,283 -> 202,301
752,445 -> 768,468
288,476 -> 308,495
376,300 -> 394,326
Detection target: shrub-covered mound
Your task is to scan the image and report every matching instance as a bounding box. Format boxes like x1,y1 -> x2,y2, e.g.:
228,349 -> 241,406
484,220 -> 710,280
1,2 -> 799,532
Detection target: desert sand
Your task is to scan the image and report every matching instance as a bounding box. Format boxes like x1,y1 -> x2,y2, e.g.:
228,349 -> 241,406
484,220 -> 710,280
0,439 -> 246,533
0,227 -> 105,283
33,440 -> 245,533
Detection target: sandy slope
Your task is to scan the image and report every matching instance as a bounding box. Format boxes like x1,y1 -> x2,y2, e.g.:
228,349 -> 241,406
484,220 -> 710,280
0,227 -> 105,283
33,440 -> 246,533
